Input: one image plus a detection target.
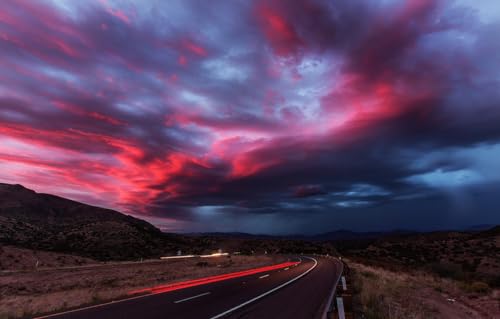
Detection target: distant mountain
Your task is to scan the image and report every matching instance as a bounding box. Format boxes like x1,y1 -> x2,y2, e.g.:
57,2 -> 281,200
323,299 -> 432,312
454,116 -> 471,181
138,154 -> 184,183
189,229 -> 417,241
475,225 -> 500,237
308,229 -> 415,241
185,232 -> 280,240
464,224 -> 496,232
0,183 -> 185,260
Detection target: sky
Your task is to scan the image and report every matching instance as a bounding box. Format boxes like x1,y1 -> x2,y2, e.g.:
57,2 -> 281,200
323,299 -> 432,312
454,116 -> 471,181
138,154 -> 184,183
1,0 -> 499,234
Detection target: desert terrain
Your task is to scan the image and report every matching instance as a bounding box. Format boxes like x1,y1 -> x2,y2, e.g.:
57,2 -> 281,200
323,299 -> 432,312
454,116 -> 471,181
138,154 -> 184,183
0,247 -> 284,319
1,184 -> 499,318
339,227 -> 500,318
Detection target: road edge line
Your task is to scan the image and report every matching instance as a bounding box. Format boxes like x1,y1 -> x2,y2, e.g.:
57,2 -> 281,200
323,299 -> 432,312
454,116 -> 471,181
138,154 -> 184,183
33,292 -> 158,319
34,259 -> 301,319
173,291 -> 211,304
321,257 -> 344,319
209,256 -> 318,319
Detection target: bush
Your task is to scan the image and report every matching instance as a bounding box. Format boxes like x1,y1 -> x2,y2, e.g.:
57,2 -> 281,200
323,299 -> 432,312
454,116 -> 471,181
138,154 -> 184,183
428,262 -> 465,280
364,294 -> 387,319
462,260 -> 477,272
361,270 -> 378,279
91,293 -> 102,303
487,275 -> 500,288
464,281 -> 490,294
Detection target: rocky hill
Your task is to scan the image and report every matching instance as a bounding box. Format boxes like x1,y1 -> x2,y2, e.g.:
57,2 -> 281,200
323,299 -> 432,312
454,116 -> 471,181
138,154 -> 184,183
0,183 -> 183,260
340,226 -> 500,287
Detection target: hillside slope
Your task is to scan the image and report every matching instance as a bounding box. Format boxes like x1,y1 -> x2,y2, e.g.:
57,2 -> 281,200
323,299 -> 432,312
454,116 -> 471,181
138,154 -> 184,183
341,226 -> 500,287
0,183 -> 180,260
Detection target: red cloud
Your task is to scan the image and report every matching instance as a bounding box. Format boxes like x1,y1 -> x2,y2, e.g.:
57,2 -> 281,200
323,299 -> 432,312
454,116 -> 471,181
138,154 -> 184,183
0,0 -> 497,232
256,2 -> 303,57
182,40 -> 207,57
53,101 -> 126,126
178,55 -> 188,66
99,0 -> 131,25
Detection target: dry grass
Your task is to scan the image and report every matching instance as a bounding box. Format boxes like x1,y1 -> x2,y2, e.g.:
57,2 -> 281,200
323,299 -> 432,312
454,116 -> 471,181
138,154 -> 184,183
0,246 -> 95,271
344,228 -> 500,288
349,260 -> 500,319
0,254 -> 285,318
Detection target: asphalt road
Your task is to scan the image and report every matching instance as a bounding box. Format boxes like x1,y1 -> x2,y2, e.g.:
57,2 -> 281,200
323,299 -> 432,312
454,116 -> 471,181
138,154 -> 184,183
38,256 -> 343,319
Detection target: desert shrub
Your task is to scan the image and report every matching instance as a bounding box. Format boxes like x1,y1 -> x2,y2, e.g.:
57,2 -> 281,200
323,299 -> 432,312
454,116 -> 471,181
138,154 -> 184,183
428,262 -> 464,280
361,270 -> 378,279
434,285 -> 443,293
462,260 -> 477,272
364,294 -> 387,319
486,275 -> 500,288
463,281 -> 490,294
90,292 -> 103,304
101,278 -> 118,287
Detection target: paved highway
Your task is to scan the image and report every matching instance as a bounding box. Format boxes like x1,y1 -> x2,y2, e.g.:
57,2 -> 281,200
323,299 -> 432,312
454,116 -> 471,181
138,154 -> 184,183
37,256 -> 343,319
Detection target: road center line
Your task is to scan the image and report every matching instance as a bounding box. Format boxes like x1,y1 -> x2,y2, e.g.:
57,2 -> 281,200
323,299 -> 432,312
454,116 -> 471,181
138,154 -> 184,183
258,274 -> 270,279
35,260 -> 302,319
209,257 -> 318,319
173,292 -> 211,304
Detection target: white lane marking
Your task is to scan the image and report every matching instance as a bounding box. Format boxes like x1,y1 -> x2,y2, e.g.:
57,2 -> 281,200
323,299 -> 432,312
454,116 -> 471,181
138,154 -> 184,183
35,257 -> 305,319
337,297 -> 346,319
173,292 -> 211,304
34,292 -> 157,319
209,257 -> 317,319
258,274 -> 270,279
284,267 -> 289,271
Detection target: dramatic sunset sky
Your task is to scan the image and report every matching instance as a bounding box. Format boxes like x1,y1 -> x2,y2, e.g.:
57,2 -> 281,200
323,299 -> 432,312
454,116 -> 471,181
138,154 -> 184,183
1,0 -> 499,234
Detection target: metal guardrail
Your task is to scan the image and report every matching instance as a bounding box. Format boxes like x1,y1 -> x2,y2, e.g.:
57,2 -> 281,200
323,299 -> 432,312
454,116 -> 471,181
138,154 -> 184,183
321,255 -> 344,319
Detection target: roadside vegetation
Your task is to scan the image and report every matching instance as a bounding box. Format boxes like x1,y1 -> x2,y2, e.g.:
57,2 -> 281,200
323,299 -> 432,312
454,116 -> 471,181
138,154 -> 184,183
338,227 -> 500,289
349,260 -> 499,319
342,227 -> 500,318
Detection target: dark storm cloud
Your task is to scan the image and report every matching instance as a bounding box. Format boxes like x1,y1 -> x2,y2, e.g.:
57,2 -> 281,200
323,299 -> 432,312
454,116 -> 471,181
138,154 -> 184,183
0,0 -> 499,233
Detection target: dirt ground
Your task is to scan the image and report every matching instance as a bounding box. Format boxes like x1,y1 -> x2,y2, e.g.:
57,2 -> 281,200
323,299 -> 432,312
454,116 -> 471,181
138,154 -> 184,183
0,246 -> 96,271
0,251 -> 285,319
349,260 -> 500,319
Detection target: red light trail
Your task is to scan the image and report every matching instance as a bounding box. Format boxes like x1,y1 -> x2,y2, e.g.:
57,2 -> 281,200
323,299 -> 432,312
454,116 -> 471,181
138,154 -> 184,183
128,261 -> 300,295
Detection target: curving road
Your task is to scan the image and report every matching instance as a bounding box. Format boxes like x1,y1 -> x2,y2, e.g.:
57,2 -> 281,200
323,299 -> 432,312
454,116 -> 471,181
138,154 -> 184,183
37,256 -> 343,319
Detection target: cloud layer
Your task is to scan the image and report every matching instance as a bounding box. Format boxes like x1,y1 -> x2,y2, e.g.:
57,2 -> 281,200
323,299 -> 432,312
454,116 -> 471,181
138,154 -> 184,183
1,0 -> 499,233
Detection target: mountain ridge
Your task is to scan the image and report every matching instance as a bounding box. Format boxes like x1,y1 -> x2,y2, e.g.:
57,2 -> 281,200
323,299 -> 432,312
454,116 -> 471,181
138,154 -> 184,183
0,183 -> 179,260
